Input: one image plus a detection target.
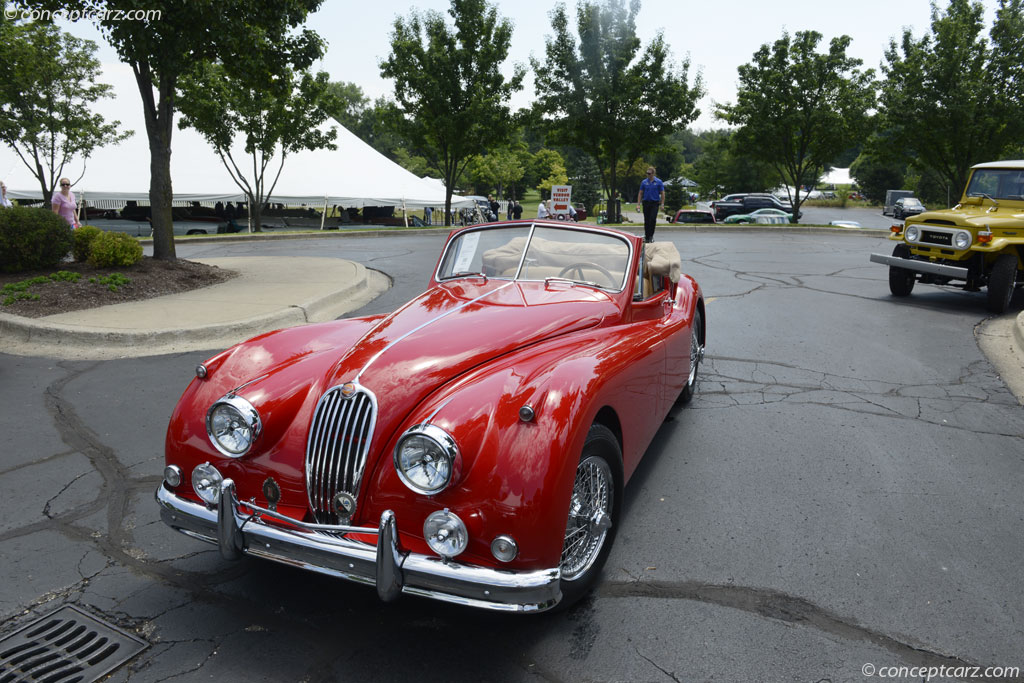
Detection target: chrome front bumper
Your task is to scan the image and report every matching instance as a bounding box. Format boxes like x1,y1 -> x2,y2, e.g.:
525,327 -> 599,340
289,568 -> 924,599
156,481 -> 561,612
869,253 -> 970,279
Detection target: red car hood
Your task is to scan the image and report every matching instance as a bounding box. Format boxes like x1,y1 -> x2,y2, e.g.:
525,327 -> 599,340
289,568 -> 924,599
327,279 -> 618,444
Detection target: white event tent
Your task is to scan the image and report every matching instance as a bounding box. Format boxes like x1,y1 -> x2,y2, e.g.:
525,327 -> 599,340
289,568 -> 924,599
1,114 -> 470,211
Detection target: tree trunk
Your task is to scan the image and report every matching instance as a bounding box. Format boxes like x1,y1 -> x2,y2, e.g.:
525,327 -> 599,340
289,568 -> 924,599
141,71 -> 177,260
251,197 -> 263,233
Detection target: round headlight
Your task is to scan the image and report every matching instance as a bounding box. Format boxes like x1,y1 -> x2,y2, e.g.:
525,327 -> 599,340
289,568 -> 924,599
206,395 -> 260,457
394,424 -> 458,494
424,509 -> 468,558
905,225 -> 920,242
954,231 -> 972,249
192,462 -> 223,506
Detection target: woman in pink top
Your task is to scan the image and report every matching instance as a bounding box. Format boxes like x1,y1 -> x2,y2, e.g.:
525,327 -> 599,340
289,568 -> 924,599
51,178 -> 80,229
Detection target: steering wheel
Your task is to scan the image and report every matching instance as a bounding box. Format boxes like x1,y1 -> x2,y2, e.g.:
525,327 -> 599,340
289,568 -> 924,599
557,261 -> 616,287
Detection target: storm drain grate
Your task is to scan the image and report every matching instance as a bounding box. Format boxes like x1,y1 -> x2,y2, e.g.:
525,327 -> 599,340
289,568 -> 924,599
0,605 -> 147,683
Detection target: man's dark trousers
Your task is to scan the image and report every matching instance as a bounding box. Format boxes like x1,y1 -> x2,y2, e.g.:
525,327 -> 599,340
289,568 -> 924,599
642,200 -> 660,242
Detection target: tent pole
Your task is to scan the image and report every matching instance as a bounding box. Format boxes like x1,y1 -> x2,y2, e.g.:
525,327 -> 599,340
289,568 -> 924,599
402,200 -> 408,228
320,195 -> 328,230
247,198 -> 252,233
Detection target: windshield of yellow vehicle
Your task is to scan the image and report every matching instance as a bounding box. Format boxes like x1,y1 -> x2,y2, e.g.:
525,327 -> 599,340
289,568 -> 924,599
966,168 -> 1024,201
437,223 -> 631,291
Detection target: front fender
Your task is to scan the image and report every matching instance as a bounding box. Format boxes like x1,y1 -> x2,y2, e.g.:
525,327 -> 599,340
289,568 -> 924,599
360,322 -> 670,571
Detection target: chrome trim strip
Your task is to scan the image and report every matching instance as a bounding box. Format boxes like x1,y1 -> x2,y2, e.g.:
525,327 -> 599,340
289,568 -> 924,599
869,253 -> 970,279
354,281 -> 518,382
156,484 -> 562,612
511,222 -> 538,279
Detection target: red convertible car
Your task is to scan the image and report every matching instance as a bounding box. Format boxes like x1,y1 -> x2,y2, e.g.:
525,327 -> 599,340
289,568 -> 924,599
157,221 -> 705,612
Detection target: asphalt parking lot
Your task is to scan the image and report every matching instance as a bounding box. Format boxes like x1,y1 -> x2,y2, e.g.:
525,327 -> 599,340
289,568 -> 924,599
1,230 -> 1021,682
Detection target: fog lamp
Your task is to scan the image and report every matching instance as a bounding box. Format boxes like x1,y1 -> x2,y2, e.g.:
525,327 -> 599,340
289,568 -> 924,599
192,462 -> 223,506
491,535 -> 519,562
954,231 -> 972,249
163,465 -> 182,488
423,509 -> 468,559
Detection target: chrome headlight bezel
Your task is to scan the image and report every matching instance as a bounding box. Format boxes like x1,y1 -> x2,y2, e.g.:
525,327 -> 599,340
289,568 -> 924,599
954,230 -> 972,250
904,225 -> 920,243
206,394 -> 261,457
394,424 -> 460,495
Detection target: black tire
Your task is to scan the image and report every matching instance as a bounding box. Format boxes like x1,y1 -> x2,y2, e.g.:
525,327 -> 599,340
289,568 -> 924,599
679,308 -> 703,404
557,423 -> 622,608
987,253 -> 1018,313
888,244 -> 916,297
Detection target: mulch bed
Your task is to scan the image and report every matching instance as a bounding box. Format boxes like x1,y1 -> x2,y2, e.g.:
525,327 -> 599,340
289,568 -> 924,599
0,257 -> 237,318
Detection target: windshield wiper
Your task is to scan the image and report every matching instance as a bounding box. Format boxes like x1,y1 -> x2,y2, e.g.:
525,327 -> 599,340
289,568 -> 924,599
544,276 -> 603,290
968,192 -> 1000,208
452,271 -> 488,282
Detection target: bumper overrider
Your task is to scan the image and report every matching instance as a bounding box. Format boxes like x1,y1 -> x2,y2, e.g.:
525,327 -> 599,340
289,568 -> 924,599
156,480 -> 561,612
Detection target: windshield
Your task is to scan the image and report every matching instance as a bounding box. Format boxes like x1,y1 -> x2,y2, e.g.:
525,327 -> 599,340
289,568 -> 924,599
437,223 -> 631,291
904,198 -> 923,207
965,168 -> 1024,201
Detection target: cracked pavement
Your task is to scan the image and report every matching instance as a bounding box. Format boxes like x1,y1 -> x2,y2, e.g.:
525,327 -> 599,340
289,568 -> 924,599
1,232 -> 1022,682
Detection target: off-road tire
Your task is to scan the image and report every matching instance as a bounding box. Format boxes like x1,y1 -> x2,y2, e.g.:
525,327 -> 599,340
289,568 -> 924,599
888,244 -> 916,297
987,253 -> 1019,314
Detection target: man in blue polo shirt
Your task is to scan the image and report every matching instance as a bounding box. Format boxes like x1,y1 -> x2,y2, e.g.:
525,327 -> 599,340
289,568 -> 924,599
636,166 -> 665,242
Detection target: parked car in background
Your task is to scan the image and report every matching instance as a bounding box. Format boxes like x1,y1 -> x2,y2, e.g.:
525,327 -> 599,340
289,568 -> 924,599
893,197 -> 926,220
712,194 -> 799,221
870,159 -> 1024,313
723,208 -> 794,224
158,220 -> 706,612
668,209 -> 716,224
573,203 -> 588,221
883,190 -> 915,216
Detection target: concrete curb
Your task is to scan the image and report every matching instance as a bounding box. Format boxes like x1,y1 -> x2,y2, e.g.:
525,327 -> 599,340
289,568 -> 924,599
0,262 -> 390,360
1015,311 -> 1024,356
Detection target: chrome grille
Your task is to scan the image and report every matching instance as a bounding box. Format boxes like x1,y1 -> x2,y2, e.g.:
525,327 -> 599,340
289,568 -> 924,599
305,384 -> 377,524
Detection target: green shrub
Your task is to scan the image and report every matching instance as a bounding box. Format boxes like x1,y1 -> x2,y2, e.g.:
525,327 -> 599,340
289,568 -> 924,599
0,206 -> 74,273
73,225 -> 103,262
88,231 -> 143,268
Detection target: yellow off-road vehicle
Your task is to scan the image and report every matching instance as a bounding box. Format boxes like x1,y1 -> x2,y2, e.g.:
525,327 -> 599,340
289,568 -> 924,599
870,160 -> 1024,313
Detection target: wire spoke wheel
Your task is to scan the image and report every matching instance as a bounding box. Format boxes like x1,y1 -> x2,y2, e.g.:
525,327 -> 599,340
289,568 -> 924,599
560,455 -> 613,581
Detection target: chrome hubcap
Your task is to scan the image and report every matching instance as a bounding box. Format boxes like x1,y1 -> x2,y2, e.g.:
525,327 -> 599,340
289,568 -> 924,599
561,455 -> 613,581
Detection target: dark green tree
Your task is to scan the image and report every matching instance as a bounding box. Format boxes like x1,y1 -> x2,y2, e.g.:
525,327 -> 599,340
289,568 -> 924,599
717,30 -> 875,222
876,0 -> 1024,201
532,0 -> 703,216
690,132 -> 776,198
177,65 -> 336,232
0,21 -> 129,202
323,81 -> 370,134
850,152 -> 906,203
380,0 -> 525,226
30,0 -> 325,259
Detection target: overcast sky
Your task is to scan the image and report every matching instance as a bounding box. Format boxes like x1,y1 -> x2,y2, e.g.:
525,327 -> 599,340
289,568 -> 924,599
0,0 -> 1004,190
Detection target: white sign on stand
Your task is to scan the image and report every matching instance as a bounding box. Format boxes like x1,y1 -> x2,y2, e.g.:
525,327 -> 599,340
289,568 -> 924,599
551,185 -> 572,220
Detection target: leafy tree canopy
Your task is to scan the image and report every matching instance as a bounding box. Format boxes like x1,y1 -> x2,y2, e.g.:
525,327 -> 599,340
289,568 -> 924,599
532,0 -> 703,212
380,0 -> 525,225
26,0 -> 325,259
875,0 -> 1024,200
177,64 -> 337,232
0,21 -> 130,202
717,30 -> 875,221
